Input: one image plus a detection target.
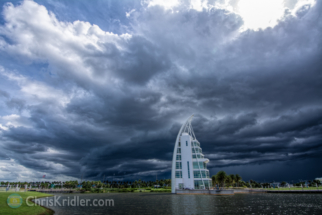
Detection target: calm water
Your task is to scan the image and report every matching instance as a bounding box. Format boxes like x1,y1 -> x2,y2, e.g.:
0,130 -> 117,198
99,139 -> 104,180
39,193 -> 322,215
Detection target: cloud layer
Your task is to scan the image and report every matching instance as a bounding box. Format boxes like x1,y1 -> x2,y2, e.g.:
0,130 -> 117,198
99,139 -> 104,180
0,0 -> 321,182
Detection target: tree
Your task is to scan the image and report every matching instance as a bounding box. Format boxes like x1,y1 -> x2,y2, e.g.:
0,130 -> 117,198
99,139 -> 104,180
235,174 -> 242,187
229,174 -> 236,187
211,175 -> 217,186
313,180 -> 321,186
226,175 -> 232,187
83,181 -> 92,191
280,181 -> 286,187
215,171 -> 227,188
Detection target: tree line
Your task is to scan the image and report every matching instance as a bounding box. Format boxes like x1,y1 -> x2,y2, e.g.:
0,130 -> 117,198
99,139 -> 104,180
212,171 -> 242,188
2,173 -> 321,189
0,179 -> 171,189
211,171 -> 322,188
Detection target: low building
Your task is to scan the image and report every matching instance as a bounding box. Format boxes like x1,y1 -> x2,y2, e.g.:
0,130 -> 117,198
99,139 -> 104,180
270,182 -> 281,188
316,178 -> 322,183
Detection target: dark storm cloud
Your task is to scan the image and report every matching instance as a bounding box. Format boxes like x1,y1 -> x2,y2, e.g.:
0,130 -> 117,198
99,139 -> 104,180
0,0 -> 321,181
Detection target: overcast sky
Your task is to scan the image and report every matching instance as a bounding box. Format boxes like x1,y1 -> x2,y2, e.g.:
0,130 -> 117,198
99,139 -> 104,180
0,0 -> 321,183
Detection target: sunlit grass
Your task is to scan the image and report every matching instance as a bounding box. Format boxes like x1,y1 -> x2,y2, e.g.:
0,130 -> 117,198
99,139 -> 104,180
248,187 -> 322,191
0,191 -> 53,215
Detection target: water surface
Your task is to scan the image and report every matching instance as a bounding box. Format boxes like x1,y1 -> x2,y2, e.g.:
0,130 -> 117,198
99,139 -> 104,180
40,192 -> 322,215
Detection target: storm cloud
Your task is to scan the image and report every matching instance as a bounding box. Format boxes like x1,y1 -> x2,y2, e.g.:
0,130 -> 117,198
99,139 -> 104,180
0,0 -> 321,182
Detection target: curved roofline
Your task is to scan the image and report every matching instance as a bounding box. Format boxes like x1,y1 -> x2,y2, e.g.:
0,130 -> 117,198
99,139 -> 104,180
171,115 -> 194,193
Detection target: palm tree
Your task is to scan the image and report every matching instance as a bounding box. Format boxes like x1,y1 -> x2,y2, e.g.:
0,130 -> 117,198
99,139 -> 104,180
215,171 -> 227,188
211,175 -> 217,187
226,175 -> 232,187
235,174 -> 242,187
229,174 -> 236,187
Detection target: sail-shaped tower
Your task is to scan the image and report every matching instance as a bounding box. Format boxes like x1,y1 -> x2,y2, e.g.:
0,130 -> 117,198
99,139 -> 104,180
171,115 -> 212,193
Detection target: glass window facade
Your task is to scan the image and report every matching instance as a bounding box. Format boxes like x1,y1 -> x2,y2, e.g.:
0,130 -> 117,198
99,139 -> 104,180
176,155 -> 181,160
192,142 -> 201,147
175,171 -> 182,178
193,142 -> 198,146
192,154 -> 204,159
193,170 -> 209,178
192,148 -> 202,153
186,141 -> 188,146
177,148 -> 181,153
176,162 -> 182,169
194,180 -> 210,189
193,162 -> 206,169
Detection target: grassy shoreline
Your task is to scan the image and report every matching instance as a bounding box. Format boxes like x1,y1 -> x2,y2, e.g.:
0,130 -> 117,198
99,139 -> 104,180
0,191 -> 54,215
229,187 -> 322,191
80,187 -> 171,193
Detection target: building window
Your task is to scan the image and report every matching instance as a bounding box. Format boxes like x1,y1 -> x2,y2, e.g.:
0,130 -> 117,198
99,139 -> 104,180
175,171 -> 182,178
176,155 -> 181,160
192,154 -> 205,159
186,141 -> 188,146
194,171 -> 201,178
178,142 -> 181,147
193,162 -> 206,169
194,180 -> 210,189
187,161 -> 190,178
192,148 -> 202,153
194,180 -> 199,189
193,148 -> 202,153
179,183 -> 184,189
176,162 -> 182,169
177,148 -> 181,153
193,170 -> 209,178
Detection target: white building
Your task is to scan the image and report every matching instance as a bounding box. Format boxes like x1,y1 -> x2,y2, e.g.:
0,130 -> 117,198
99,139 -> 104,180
316,178 -> 322,183
171,115 -> 212,193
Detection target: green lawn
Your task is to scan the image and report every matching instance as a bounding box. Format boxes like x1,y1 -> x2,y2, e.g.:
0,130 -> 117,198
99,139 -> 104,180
92,188 -> 171,193
265,187 -> 322,191
0,191 -> 53,215
242,187 -> 322,191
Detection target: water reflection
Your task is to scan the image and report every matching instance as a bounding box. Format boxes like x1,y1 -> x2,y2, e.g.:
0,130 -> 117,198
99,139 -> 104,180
39,192 -> 322,215
171,194 -> 218,214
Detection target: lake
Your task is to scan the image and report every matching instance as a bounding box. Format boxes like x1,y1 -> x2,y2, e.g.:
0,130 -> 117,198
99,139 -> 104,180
37,192 -> 322,214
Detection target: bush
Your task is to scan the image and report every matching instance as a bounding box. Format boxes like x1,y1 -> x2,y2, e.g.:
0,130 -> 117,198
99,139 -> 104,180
93,188 -> 103,193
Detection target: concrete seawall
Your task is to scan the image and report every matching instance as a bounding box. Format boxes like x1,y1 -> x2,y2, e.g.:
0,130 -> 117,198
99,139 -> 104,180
176,189 -> 234,195
267,190 -> 322,193
233,189 -> 322,194
232,189 -> 266,193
